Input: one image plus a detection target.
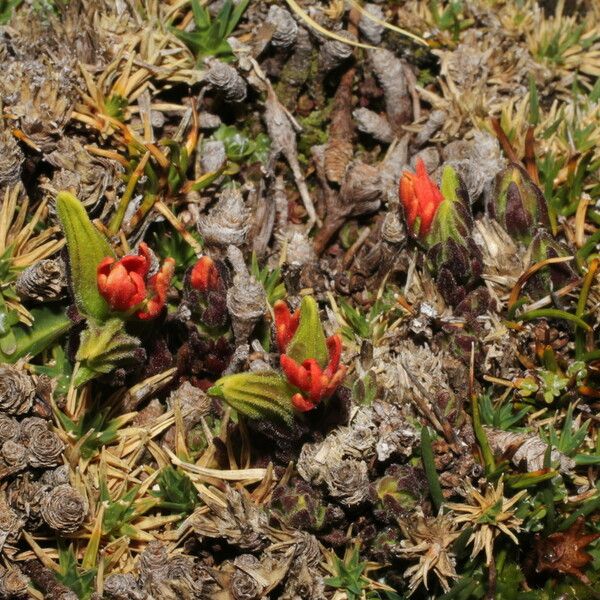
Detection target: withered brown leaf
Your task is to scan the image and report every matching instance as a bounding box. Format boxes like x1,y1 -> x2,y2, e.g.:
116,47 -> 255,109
534,517 -> 600,584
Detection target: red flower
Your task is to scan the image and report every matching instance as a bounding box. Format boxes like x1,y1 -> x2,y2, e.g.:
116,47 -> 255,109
138,258 -> 175,320
280,334 -> 347,412
273,300 -> 300,352
97,243 -> 151,312
399,158 -> 444,237
190,256 -> 221,292
97,243 -> 174,319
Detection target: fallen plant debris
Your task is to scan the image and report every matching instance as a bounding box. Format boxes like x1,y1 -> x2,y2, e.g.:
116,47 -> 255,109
0,0 -> 599,598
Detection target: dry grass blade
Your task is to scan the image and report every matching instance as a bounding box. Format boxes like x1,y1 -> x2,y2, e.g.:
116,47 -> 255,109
165,447 -> 269,483
285,0 -> 375,50
346,0 -> 427,46
508,256 -> 575,309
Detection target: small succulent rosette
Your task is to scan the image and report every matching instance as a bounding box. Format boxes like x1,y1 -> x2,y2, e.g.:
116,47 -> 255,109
209,296 -> 347,422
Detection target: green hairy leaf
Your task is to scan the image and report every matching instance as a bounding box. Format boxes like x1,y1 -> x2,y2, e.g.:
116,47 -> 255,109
56,191 -> 114,321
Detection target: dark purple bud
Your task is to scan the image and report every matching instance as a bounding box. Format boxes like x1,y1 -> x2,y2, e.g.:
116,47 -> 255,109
489,163 -> 549,243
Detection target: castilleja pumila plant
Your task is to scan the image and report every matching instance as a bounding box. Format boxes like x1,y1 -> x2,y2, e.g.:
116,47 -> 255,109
399,158 -> 445,239
209,295 -> 347,420
399,160 -> 483,305
274,296 -> 347,412
56,192 -> 175,386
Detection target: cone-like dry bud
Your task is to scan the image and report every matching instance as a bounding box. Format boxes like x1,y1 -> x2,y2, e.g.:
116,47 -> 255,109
16,258 -> 66,303
369,48 -> 412,133
0,495 -> 23,548
206,60 -> 247,103
267,5 -> 298,49
286,230 -> 318,267
339,161 -> 383,215
40,484 -> 87,533
6,471 -> 48,529
197,188 -> 250,247
40,465 -> 70,487
323,459 -> 369,506
353,107 -> 393,143
0,566 -> 28,598
318,31 -> 355,72
6,475 -> 48,529
139,541 -> 171,587
0,415 -> 20,445
200,140 -> 227,174
103,573 -> 145,600
0,130 -> 24,187
358,4 -> 385,44
2,440 -> 27,470
187,486 -> 271,551
166,381 -> 211,430
488,163 -> 548,243
44,138 -> 117,209
226,246 -> 266,345
0,365 -> 36,416
24,424 -> 64,469
381,210 -> 405,244
231,555 -> 265,600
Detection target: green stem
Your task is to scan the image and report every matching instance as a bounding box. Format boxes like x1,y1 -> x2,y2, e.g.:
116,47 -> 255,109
471,394 -> 496,474
576,230 -> 600,264
543,444 -> 556,533
420,426 -> 444,513
507,297 -> 527,320
109,153 -> 150,234
558,487 -> 600,531
588,209 -> 600,226
575,259 -> 598,359
581,350 -> 600,362
515,308 -> 591,331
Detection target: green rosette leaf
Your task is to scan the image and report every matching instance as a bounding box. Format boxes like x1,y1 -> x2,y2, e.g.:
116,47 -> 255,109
56,191 -> 114,322
0,306 -> 72,363
209,371 -> 297,423
74,318 -> 141,387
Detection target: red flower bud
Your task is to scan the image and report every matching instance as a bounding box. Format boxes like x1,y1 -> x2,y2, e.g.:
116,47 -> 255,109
138,258 -> 175,320
399,159 -> 444,238
97,243 -> 151,312
97,243 -> 174,320
280,334 -> 347,412
190,256 -> 221,292
273,300 -> 300,352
